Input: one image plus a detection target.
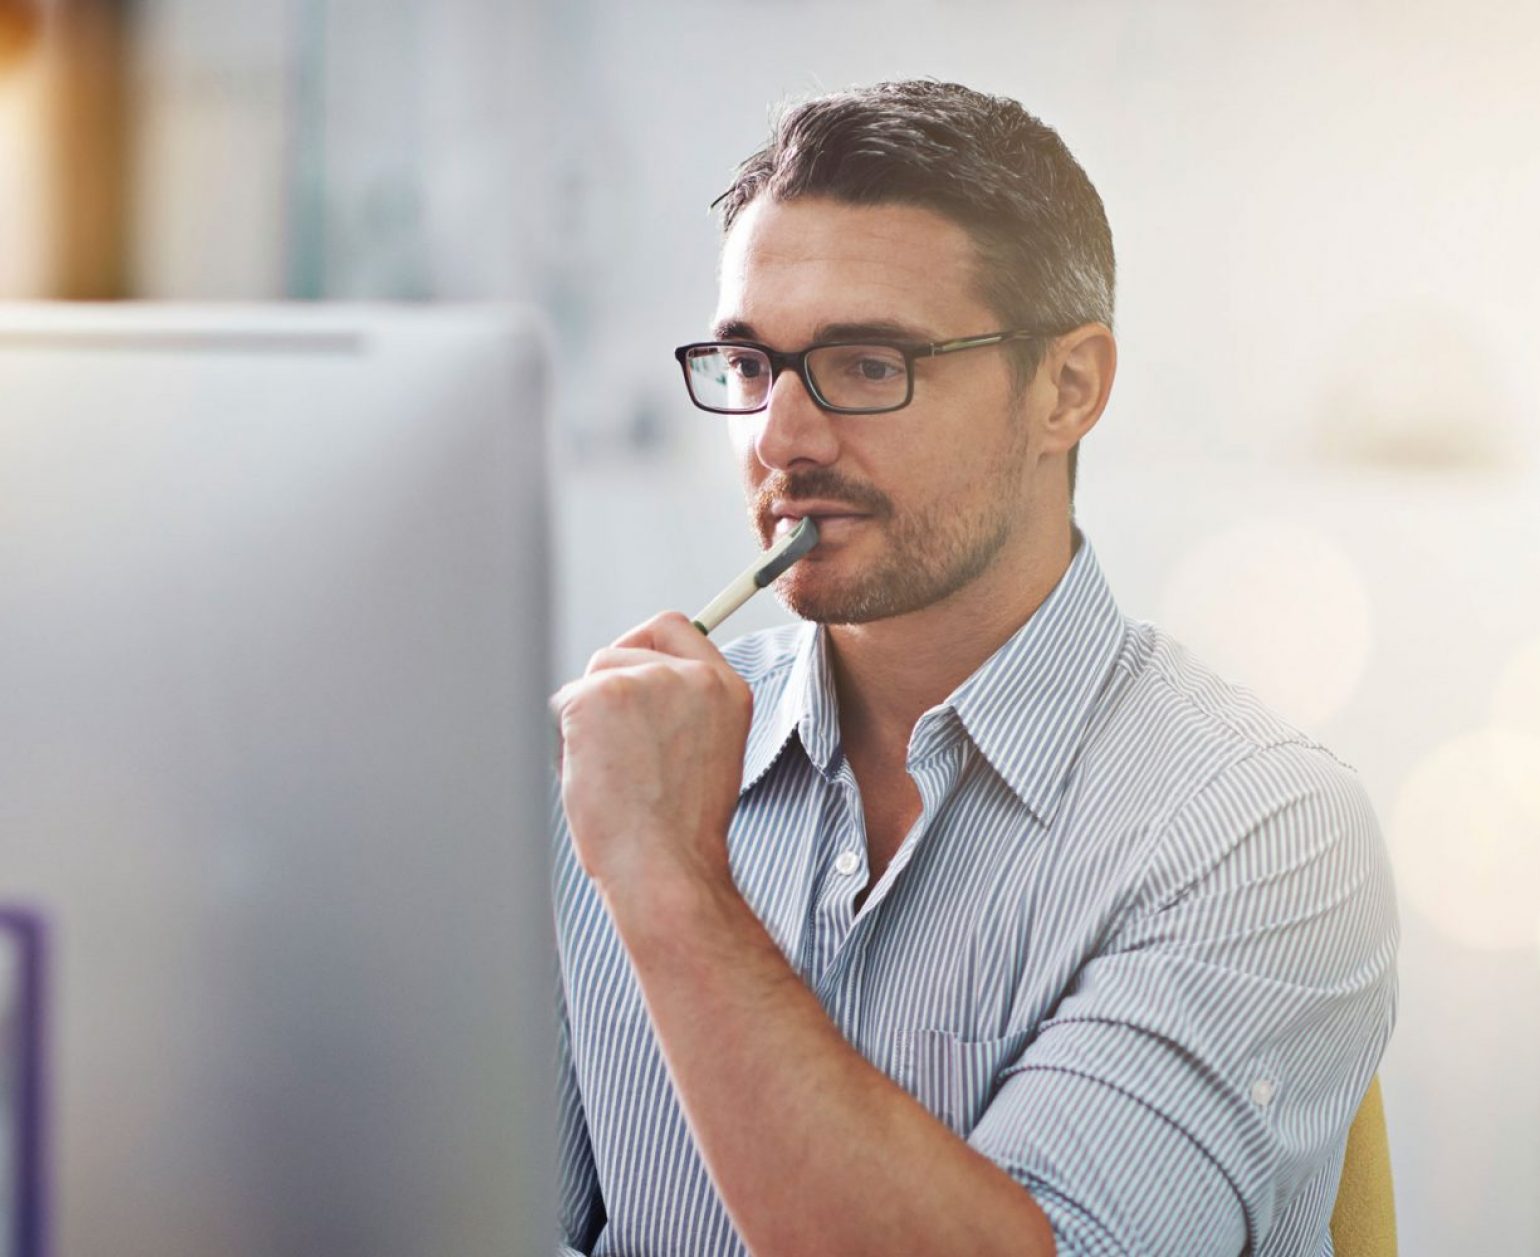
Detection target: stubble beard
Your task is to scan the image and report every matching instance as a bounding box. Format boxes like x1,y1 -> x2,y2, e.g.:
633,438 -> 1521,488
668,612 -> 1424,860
749,424 -> 1033,625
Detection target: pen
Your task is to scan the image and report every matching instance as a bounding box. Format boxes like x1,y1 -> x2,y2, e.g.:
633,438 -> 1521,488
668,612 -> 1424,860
691,518 -> 820,635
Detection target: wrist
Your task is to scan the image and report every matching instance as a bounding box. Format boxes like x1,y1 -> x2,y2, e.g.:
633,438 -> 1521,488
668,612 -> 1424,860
598,854 -> 743,955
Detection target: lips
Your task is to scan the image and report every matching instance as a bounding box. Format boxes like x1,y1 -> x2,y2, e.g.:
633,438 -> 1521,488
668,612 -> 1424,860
770,500 -> 870,522
775,516 -> 853,537
771,503 -> 871,537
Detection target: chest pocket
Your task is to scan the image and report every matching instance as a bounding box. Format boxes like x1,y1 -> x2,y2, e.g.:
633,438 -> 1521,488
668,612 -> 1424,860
900,1027 -> 1032,1138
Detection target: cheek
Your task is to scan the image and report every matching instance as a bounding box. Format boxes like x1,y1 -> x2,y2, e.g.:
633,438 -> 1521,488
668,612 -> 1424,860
891,449 -> 1009,529
889,438 -> 970,502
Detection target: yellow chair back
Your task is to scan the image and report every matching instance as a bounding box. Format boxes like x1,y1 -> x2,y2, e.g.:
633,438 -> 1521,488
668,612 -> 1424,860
1329,1074 -> 1397,1257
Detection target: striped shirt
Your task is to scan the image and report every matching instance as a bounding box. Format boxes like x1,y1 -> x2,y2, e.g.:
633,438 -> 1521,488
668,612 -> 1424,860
554,524 -> 1399,1256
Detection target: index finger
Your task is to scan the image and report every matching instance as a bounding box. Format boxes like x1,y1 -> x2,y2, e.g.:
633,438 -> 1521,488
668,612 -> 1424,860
612,610 -> 726,666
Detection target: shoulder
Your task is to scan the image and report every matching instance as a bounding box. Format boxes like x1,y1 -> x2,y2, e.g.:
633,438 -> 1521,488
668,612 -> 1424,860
1115,617 -> 1356,772
1095,618 -> 1361,823
1099,620 -> 1388,903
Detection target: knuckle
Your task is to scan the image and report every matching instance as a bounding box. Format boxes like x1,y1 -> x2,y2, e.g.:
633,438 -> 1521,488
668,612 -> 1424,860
598,671 -> 636,704
681,661 -> 716,694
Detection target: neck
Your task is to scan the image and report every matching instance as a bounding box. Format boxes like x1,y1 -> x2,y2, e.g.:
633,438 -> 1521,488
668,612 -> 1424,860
828,515 -> 1077,761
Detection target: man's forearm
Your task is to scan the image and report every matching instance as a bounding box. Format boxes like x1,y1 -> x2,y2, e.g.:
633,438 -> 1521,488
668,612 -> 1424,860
601,867 -> 1057,1257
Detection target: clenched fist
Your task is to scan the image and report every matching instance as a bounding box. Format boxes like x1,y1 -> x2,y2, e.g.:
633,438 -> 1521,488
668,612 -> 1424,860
550,611 -> 752,903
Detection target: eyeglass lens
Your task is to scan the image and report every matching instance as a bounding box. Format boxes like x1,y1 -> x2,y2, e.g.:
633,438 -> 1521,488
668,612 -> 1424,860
683,344 -> 909,413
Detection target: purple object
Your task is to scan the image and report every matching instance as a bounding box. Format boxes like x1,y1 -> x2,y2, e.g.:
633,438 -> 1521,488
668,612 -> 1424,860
0,909 -> 45,1257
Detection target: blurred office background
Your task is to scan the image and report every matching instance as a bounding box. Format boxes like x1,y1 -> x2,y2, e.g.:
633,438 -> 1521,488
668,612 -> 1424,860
3,0 -> 1538,1253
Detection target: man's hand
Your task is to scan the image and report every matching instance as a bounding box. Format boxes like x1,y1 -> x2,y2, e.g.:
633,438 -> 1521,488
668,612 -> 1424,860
549,611 -> 752,901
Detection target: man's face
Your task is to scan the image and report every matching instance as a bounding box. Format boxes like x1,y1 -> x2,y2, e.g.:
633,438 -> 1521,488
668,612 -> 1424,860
715,196 -> 1045,625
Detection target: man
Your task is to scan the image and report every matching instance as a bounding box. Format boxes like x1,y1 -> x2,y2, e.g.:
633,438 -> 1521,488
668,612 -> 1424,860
550,80 -> 1398,1256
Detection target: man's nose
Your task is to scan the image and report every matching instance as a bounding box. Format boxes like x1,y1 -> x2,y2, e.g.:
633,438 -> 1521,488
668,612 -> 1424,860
753,366 -> 839,472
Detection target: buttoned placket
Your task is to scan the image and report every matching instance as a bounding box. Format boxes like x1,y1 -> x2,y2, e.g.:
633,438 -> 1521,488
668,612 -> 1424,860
796,775 -> 864,994
808,723 -> 971,1026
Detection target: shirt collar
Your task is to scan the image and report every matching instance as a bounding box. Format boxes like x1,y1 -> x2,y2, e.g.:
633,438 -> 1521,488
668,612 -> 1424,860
739,619 -> 838,794
739,525 -> 1127,826
945,525 -> 1126,825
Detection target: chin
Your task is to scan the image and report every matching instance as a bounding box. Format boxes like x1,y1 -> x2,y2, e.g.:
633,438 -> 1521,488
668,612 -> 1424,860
774,570 -> 892,626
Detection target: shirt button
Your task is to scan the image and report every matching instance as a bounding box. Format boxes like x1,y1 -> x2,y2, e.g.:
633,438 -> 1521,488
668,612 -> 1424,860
834,850 -> 861,876
1250,1078 -> 1276,1107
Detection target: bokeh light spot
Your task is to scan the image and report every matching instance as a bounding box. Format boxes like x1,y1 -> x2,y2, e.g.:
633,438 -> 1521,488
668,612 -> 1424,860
1390,730 -> 1540,953
1491,634 -> 1540,827
1157,517 -> 1372,731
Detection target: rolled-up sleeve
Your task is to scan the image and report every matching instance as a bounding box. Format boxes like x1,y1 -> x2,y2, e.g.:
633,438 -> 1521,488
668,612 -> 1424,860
967,745 -> 1400,1256
551,786 -> 606,1256
557,970 -> 606,1255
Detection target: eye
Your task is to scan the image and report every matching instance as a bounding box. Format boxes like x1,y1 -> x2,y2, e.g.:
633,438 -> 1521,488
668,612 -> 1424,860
852,355 -> 903,382
820,346 -> 905,384
724,352 -> 765,380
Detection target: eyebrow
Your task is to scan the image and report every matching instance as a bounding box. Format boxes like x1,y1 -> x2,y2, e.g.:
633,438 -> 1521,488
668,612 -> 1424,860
709,317 -> 938,345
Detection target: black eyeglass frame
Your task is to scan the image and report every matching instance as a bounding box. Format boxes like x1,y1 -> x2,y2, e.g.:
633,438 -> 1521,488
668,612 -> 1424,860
672,328 -> 1067,416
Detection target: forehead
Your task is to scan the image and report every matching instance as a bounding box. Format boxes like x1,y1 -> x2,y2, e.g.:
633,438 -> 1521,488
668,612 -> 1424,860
714,196 -> 991,341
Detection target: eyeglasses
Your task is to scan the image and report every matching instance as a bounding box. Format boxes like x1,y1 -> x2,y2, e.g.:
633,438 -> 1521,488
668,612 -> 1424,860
673,328 -> 1063,416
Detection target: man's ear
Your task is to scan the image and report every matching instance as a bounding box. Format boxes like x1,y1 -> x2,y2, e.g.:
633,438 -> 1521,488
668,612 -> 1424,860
1041,324 -> 1117,456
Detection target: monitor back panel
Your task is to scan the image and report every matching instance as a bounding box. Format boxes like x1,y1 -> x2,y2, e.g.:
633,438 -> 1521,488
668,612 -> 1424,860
0,305 -> 555,1257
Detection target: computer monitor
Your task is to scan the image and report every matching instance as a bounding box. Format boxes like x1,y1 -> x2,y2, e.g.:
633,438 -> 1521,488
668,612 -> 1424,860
0,304 -> 555,1257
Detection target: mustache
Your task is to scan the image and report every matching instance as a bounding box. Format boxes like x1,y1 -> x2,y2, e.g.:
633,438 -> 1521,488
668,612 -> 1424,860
752,469 -> 893,530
